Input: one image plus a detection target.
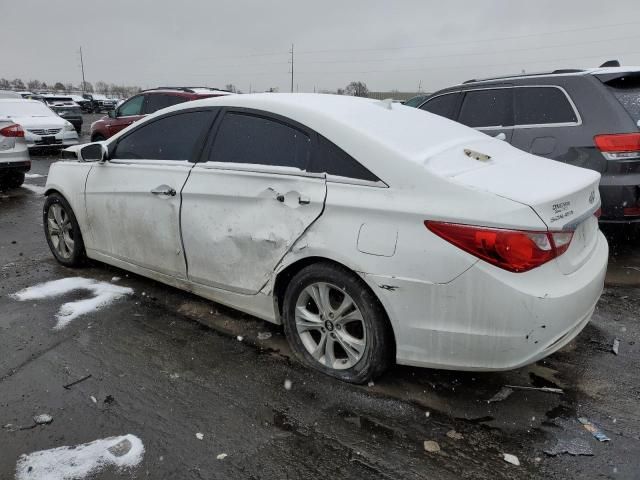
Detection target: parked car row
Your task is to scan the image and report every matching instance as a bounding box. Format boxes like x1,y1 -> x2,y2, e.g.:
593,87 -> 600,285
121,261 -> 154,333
47,91 -> 606,383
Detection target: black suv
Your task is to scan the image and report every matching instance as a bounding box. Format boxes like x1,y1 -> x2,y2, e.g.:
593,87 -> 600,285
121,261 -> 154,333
416,64 -> 640,224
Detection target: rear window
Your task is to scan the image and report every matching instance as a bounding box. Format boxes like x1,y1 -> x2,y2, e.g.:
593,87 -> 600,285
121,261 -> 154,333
603,74 -> 640,123
514,87 -> 578,125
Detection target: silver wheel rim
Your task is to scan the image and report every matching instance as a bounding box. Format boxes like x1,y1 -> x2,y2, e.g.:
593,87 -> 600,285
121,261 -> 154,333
295,282 -> 366,370
47,203 -> 75,259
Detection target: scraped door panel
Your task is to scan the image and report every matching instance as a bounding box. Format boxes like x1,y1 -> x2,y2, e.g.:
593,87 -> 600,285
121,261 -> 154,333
85,161 -> 191,278
181,166 -> 326,294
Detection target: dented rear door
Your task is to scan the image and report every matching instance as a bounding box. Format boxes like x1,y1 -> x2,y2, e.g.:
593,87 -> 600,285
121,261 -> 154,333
181,110 -> 326,294
181,165 -> 326,294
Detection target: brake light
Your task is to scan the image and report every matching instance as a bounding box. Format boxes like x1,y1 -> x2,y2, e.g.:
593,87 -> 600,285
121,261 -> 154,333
594,133 -> 640,160
0,124 -> 24,138
594,208 -> 602,218
624,206 -> 640,217
425,221 -> 574,273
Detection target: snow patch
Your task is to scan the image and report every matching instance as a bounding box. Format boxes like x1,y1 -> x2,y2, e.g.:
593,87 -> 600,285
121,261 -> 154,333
11,277 -> 133,329
25,173 -> 46,179
15,434 -> 144,480
21,183 -> 46,195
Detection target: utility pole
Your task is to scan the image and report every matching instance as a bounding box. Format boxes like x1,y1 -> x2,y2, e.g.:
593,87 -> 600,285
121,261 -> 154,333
79,46 -> 86,93
289,43 -> 294,93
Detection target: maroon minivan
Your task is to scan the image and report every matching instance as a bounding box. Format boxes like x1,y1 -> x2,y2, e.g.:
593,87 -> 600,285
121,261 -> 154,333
90,87 -> 231,141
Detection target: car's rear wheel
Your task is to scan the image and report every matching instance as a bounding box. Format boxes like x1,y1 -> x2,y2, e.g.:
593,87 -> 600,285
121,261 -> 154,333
91,134 -> 106,142
4,172 -> 25,189
282,262 -> 394,383
43,193 -> 86,267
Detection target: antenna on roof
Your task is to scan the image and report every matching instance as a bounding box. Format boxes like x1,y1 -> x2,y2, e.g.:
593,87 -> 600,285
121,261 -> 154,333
600,60 -> 620,68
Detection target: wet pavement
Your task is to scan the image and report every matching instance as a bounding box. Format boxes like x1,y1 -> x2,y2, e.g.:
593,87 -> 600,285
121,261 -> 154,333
1,118 -> 639,479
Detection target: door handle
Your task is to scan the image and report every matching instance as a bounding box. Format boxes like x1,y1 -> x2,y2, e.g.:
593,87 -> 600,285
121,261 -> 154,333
150,185 -> 176,196
298,195 -> 310,205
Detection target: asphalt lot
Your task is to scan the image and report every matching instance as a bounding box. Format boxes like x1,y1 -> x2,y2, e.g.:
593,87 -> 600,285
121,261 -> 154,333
1,115 -> 640,479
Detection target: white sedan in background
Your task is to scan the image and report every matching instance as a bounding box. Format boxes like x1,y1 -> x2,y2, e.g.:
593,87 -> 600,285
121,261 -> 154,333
0,99 -> 78,150
44,94 -> 607,383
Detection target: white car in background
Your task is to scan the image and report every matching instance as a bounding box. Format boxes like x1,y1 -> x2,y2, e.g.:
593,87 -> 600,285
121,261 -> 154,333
0,99 -> 78,150
0,117 -> 30,188
44,94 -> 607,383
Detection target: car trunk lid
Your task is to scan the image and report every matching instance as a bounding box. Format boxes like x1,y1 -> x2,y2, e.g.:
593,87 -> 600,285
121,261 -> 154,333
425,138 -> 601,274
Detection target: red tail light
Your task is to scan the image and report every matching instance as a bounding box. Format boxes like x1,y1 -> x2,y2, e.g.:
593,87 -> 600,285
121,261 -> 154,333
624,206 -> 640,217
594,133 -> 640,160
425,221 -> 573,273
0,124 -> 24,138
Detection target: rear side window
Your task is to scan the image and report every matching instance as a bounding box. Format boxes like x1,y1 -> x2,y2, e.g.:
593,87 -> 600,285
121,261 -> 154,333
209,112 -> 310,170
144,94 -> 187,114
112,110 -> 212,161
419,93 -> 460,120
603,74 -> 640,123
514,87 -> 577,125
310,136 -> 379,182
458,89 -> 513,128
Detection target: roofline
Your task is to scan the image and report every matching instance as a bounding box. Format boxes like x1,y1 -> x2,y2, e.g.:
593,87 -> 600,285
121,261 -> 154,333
141,86 -> 233,94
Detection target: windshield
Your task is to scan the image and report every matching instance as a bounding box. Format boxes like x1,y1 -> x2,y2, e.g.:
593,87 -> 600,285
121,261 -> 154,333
0,100 -> 54,116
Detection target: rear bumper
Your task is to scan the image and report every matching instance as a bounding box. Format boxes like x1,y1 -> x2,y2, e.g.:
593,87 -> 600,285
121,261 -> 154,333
25,131 -> 79,149
0,160 -> 31,174
599,175 -> 640,223
363,231 -> 608,371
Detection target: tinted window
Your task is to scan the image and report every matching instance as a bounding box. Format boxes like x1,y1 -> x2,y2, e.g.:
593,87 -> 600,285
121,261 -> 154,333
420,93 -> 460,120
603,75 -> 640,123
209,113 -> 310,169
310,136 -> 379,182
514,87 -> 577,125
144,93 -> 187,114
118,95 -> 144,116
112,110 -> 212,161
458,89 -> 513,128
404,95 -> 428,108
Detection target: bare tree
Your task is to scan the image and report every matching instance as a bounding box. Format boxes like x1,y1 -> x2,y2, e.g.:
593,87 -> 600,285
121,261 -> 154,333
64,83 -> 73,93
11,78 -> 25,90
224,84 -> 236,93
27,79 -> 40,91
344,81 -> 369,97
95,81 -> 109,94
53,82 -> 65,92
81,81 -> 94,93
0,78 -> 10,90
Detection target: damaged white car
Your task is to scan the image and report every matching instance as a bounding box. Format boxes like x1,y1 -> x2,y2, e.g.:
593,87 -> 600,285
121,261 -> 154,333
43,93 -> 608,383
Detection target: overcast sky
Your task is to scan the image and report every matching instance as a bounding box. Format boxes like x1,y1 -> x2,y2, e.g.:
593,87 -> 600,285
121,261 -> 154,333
4,0 -> 640,93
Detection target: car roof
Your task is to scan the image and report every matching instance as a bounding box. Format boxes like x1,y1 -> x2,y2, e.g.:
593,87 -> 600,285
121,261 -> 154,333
0,98 -> 42,104
151,93 -> 487,185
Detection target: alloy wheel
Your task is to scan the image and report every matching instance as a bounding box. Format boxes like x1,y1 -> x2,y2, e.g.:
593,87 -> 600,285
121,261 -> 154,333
47,203 -> 75,259
295,282 -> 367,370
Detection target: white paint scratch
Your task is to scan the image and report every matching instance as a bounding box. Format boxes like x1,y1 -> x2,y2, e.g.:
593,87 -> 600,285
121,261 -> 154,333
15,434 -> 144,480
11,277 -> 133,329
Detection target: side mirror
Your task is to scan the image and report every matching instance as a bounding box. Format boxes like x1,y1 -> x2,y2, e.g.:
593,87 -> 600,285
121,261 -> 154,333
79,143 -> 107,162
108,109 -> 117,119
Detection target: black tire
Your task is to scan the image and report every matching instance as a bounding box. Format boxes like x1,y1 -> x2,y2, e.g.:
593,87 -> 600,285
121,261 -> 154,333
282,262 -> 394,383
43,193 -> 86,267
91,134 -> 106,142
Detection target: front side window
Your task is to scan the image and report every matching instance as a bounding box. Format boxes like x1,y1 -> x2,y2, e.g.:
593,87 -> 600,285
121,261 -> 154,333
514,87 -> 578,125
310,136 -> 379,182
117,95 -> 144,117
419,93 -> 460,120
144,94 -> 187,114
458,89 -> 513,128
209,112 -> 310,170
111,110 -> 212,161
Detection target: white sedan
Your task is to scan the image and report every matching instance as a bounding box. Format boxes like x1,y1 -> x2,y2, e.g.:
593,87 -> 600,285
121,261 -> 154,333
44,94 -> 607,383
0,99 -> 78,149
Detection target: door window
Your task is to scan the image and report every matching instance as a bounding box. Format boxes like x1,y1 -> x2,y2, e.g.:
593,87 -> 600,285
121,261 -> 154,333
144,94 -> 187,114
117,95 -> 144,117
112,110 -> 213,161
458,89 -> 513,128
419,93 -> 461,120
514,87 -> 578,125
209,112 -> 310,170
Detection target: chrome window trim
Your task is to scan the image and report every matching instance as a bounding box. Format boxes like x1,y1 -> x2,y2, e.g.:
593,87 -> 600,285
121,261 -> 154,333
419,85 -> 582,129
326,174 -> 389,188
194,161 -> 326,179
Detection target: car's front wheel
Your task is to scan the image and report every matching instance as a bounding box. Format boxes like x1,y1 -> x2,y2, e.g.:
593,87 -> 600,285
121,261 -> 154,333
282,262 -> 394,383
43,193 -> 86,267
